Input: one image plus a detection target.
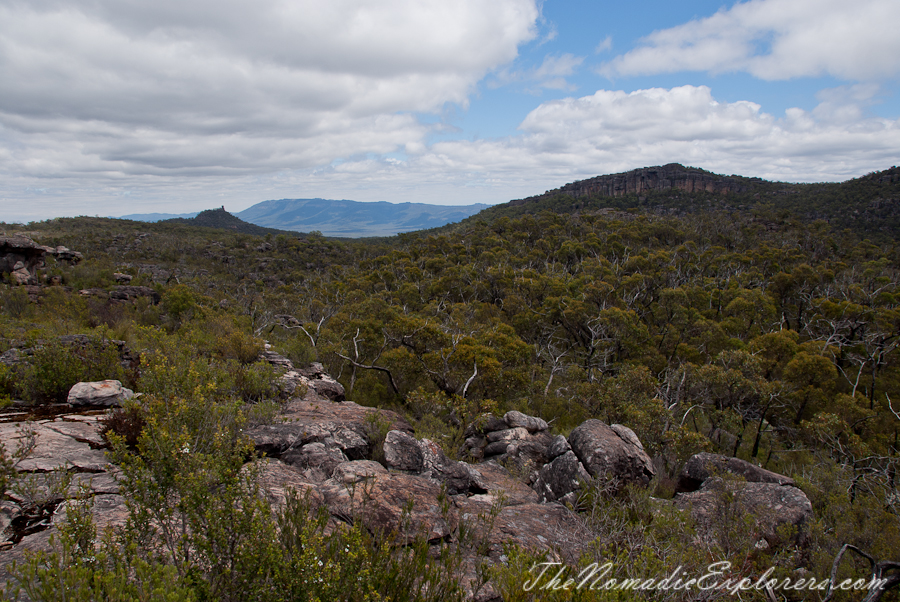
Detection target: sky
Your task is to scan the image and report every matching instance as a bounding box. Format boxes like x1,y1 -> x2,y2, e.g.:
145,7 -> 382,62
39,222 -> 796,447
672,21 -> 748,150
1,0 -> 899,221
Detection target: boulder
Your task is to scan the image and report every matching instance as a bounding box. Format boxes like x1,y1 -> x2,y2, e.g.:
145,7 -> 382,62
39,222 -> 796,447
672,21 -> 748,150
383,430 -> 425,473
321,472 -> 457,544
67,380 -> 134,407
499,438 -> 553,483
609,424 -> 644,450
297,363 -> 346,402
532,451 -> 591,504
331,460 -> 387,485
282,442 -> 348,482
547,435 -> 571,461
419,439 -> 487,495
503,411 -> 549,433
676,452 -> 795,492
675,477 -> 813,546
567,419 -> 655,488
308,376 -> 346,402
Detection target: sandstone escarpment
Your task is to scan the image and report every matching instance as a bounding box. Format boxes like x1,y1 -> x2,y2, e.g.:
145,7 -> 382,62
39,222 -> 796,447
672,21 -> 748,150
511,163 -> 763,206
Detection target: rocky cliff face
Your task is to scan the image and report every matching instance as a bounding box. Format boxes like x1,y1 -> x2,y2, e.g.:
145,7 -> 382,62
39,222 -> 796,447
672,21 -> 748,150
511,164 -> 762,206
0,236 -> 82,285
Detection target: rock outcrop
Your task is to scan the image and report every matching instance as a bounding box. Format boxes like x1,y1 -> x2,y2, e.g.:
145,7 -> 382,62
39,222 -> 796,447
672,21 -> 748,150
0,361 -> 817,600
511,164 -> 761,207
77,285 -> 161,304
0,413 -> 126,584
247,398 -> 412,473
0,236 -> 82,286
0,237 -> 48,285
260,349 -> 346,402
464,410 -> 554,480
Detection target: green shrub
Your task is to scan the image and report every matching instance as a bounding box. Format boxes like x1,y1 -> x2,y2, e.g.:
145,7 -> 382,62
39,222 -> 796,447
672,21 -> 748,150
161,284 -> 197,327
225,359 -> 279,402
20,336 -> 125,404
0,363 -> 15,398
0,286 -> 31,319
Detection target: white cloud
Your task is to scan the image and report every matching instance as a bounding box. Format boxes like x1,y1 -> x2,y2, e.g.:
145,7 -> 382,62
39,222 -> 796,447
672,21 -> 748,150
3,84 -> 898,221
594,36 -> 613,54
601,0 -> 900,81
0,0 -> 538,182
317,85 -> 900,201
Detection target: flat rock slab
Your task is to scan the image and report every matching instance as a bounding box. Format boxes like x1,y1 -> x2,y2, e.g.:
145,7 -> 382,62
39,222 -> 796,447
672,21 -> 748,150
44,419 -> 106,448
249,458 -> 324,510
0,493 -> 128,592
0,421 -> 109,473
279,400 -> 413,433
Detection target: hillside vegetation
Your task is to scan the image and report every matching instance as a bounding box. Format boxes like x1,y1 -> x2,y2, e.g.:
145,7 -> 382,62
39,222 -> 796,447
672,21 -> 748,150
1,165 -> 900,600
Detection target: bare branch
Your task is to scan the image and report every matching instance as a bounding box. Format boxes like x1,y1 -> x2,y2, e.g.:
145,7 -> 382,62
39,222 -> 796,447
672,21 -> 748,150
461,362 -> 478,399
335,353 -> 401,396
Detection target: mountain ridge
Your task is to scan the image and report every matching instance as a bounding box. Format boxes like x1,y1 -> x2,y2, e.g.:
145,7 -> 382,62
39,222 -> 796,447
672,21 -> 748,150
454,163 -> 900,239
236,198 -> 489,237
512,163 -> 775,206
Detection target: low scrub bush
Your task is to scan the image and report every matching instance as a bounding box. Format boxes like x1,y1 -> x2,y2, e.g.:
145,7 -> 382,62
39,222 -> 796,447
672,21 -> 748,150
0,286 -> 31,319
100,401 -> 146,450
18,336 -> 125,404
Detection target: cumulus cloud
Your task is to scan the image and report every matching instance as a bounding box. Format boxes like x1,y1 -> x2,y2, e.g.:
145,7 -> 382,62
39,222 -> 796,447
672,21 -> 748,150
0,0 -> 538,181
601,0 -> 900,81
4,84 -> 898,220
331,85 -> 900,199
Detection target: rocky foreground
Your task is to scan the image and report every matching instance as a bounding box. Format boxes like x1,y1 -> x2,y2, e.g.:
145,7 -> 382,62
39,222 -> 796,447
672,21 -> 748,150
0,354 -> 813,601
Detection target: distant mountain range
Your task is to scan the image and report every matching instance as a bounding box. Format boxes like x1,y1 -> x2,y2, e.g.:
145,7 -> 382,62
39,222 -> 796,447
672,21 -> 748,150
117,164 -> 900,239
235,199 -> 489,237
120,199 -> 489,237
